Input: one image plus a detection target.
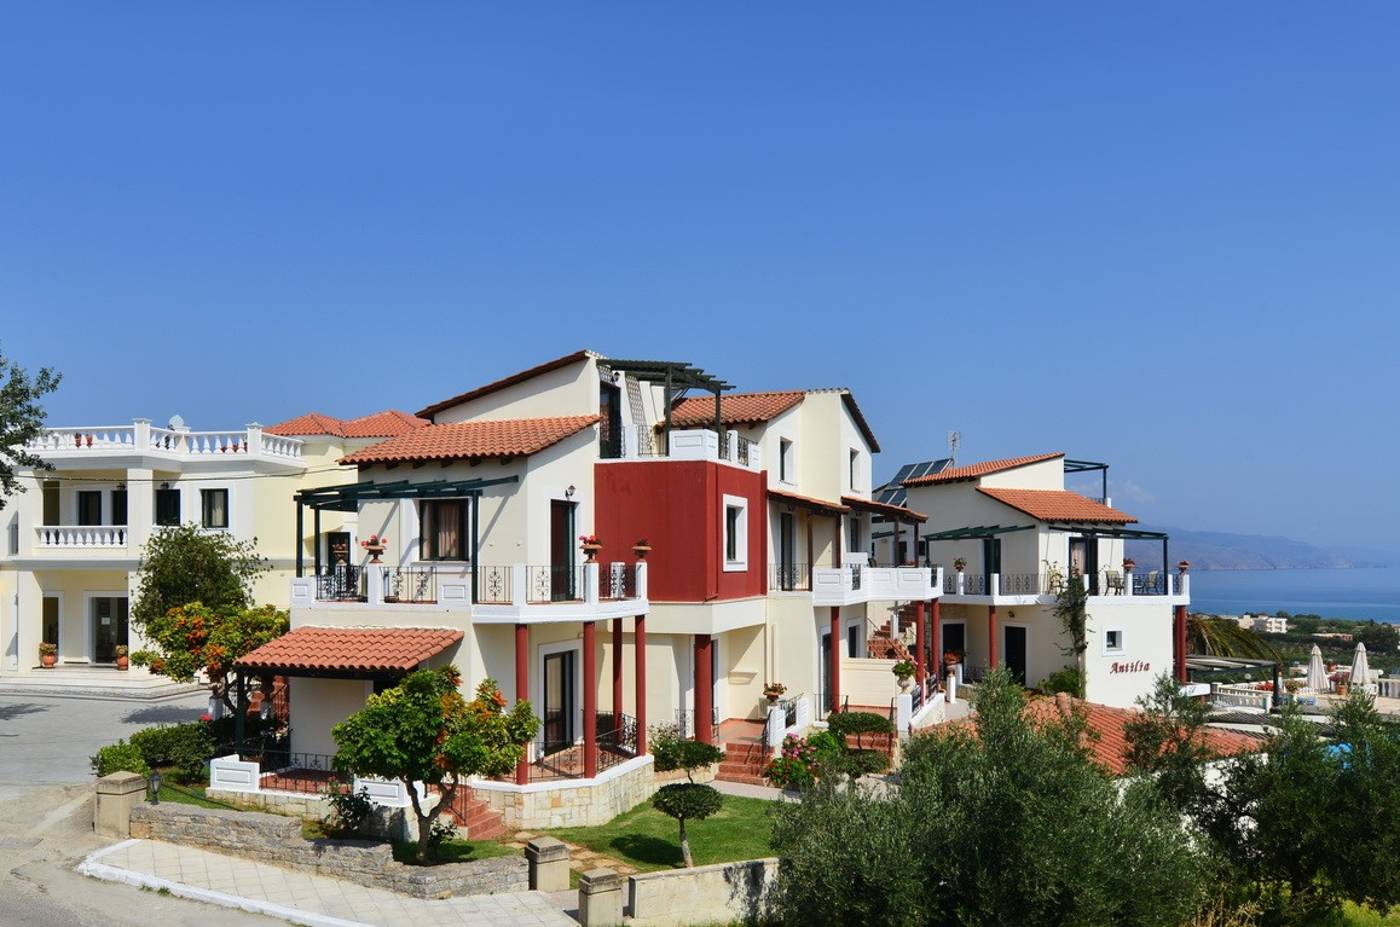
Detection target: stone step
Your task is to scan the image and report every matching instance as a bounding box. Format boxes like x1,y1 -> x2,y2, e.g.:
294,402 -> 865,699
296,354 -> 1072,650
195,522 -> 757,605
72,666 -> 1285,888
714,770 -> 768,786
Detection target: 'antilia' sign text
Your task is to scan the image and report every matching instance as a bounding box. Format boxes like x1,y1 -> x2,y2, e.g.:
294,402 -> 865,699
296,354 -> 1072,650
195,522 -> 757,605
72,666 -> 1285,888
1109,660 -> 1151,674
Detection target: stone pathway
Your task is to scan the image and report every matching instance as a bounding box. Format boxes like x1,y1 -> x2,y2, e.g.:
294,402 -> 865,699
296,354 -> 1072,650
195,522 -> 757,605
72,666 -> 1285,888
79,838 -> 576,927
502,831 -> 638,876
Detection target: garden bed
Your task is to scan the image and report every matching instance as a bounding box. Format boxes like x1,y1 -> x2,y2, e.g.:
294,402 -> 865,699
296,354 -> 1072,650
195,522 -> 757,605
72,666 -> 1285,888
544,795 -> 774,872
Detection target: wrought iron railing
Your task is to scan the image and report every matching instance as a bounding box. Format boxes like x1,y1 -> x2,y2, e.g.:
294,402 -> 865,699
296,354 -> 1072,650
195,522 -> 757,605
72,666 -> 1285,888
597,711 -> 639,770
1130,571 -> 1167,595
383,566 -> 437,603
769,562 -> 812,592
526,564 -> 583,603
242,750 -> 349,795
599,563 -> 638,600
675,706 -> 720,743
850,563 -> 863,591
941,569 -> 958,594
998,573 -> 1042,595
779,695 -> 799,729
736,435 -> 754,466
315,564 -> 365,601
474,565 -> 513,604
961,573 -> 987,595
529,741 -> 587,781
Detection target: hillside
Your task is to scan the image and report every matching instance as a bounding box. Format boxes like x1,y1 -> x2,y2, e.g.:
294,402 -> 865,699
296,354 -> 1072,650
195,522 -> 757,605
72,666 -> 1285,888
1125,527 -> 1394,571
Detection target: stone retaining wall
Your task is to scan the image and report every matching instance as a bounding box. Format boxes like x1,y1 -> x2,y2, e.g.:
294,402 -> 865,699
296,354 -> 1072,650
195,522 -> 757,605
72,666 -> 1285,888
129,803 -> 525,898
472,755 -> 662,830
627,857 -> 779,926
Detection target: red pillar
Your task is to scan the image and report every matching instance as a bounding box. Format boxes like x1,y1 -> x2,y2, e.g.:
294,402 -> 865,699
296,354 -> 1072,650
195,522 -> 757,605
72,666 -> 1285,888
611,618 -> 624,713
694,634 -> 714,744
583,621 -> 598,778
931,599 -> 942,670
830,606 -> 841,714
987,605 -> 999,670
634,615 -> 647,755
914,600 -> 927,690
1174,604 -> 1188,683
514,623 -> 528,785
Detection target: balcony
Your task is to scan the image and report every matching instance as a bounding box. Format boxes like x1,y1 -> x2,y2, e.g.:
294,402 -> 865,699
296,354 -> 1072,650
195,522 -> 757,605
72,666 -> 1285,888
810,564 -> 938,606
26,420 -> 303,465
33,525 -> 129,549
939,570 -> 1190,604
290,560 -> 648,624
600,426 -> 762,472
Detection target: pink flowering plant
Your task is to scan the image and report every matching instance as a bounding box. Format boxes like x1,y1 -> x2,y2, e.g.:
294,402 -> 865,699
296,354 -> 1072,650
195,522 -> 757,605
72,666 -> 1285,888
765,734 -> 820,790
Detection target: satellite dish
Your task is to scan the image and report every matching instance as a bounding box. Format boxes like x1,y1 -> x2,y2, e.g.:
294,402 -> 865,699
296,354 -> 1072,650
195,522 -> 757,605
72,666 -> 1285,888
168,414 -> 186,430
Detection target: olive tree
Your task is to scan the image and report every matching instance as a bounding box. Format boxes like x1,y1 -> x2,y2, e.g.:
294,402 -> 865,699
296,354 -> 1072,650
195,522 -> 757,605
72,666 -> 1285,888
649,725 -> 724,868
0,345 -> 60,508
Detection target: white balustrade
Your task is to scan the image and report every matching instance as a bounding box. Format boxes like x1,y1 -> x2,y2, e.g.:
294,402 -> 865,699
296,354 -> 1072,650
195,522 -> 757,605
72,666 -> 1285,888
34,525 -> 128,548
260,434 -> 303,458
30,426 -> 137,452
26,421 -> 302,461
184,430 -> 250,455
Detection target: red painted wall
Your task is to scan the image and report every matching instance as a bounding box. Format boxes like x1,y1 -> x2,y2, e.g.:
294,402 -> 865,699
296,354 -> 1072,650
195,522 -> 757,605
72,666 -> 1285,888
593,460 -> 767,602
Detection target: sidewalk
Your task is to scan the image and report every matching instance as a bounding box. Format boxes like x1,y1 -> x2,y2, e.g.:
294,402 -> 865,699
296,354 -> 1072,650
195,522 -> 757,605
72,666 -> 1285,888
79,838 -> 576,927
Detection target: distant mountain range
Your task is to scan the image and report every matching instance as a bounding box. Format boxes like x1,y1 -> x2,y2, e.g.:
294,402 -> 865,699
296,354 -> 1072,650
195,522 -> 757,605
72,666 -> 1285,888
1125,527 -> 1395,571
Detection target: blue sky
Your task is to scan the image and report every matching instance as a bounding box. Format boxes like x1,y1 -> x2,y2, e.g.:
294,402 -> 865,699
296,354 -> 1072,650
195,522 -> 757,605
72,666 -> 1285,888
2,4 -> 1397,550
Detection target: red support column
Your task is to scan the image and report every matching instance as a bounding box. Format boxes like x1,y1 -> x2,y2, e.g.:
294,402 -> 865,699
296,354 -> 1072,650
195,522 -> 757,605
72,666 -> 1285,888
634,615 -> 647,755
931,599 -> 942,670
988,606 -> 999,670
583,621 -> 598,778
694,634 -> 714,744
1174,604 -> 1188,683
514,623 -> 528,785
611,618 -> 624,713
914,600 -> 927,690
830,606 -> 841,714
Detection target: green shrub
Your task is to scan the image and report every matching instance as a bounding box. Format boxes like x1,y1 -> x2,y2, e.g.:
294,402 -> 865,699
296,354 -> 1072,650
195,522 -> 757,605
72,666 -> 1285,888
806,729 -> 842,760
324,785 -> 375,837
765,735 -> 818,790
827,710 -> 893,751
91,740 -> 151,778
129,723 -> 215,782
1038,666 -> 1085,698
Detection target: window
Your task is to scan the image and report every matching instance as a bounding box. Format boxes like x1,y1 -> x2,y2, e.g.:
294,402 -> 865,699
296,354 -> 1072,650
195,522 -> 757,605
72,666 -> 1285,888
42,481 -> 59,526
849,449 -> 859,489
847,515 -> 862,555
722,494 -> 748,571
778,438 -> 793,483
419,499 -> 468,561
7,520 -> 17,556
155,488 -> 181,526
1104,628 -> 1124,654
77,491 -> 102,526
111,489 -> 128,526
200,488 -> 229,529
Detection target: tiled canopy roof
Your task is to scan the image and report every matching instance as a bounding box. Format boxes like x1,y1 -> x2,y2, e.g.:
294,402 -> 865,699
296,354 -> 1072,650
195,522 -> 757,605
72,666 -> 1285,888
842,495 -> 928,524
265,410 -> 429,438
235,626 -> 463,674
667,391 -> 805,428
415,350 -> 591,419
976,487 -> 1137,524
768,487 -> 849,516
340,415 -> 600,465
902,452 -> 1065,486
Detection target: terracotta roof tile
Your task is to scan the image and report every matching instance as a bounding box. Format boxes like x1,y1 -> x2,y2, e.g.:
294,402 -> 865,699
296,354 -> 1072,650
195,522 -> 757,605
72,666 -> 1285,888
842,495 -> 928,523
235,626 -> 463,674
902,452 -> 1064,486
340,414 -> 600,465
667,391 -> 805,429
769,487 -> 849,515
977,487 -> 1137,524
416,350 -> 591,419
266,410 -> 429,438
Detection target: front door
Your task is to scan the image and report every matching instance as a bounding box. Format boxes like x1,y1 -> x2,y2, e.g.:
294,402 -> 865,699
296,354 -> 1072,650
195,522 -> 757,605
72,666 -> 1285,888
326,531 -> 352,569
42,597 -> 60,652
778,513 -> 796,589
847,624 -> 860,660
549,500 -> 577,601
943,622 -> 966,663
1069,537 -> 1098,593
1004,626 -> 1028,685
599,382 -> 622,458
93,597 -> 128,664
820,632 -> 832,707
982,538 -> 1002,577
542,650 -> 576,753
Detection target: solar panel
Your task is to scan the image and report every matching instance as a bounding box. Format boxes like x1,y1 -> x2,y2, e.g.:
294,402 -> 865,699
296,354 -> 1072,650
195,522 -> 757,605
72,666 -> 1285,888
876,486 -> 907,506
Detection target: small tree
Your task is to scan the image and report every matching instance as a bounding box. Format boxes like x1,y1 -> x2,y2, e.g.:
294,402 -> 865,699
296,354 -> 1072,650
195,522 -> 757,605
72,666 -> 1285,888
649,725 -> 724,867
0,346 -> 61,509
130,602 -> 288,710
1052,569 -> 1089,693
333,669 -> 538,862
131,523 -> 269,633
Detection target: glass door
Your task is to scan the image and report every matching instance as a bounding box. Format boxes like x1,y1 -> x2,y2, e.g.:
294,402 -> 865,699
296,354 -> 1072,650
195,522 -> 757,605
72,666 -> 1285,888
93,597 -> 129,664
542,650 -> 575,754
549,500 -> 577,601
778,512 -> 796,589
1004,626 -> 1028,683
42,597 -> 60,653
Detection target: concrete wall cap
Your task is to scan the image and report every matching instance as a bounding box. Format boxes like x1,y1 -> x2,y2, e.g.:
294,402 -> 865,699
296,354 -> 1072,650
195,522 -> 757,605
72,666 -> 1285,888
525,836 -> 569,859
579,867 -> 623,892
96,771 -> 148,794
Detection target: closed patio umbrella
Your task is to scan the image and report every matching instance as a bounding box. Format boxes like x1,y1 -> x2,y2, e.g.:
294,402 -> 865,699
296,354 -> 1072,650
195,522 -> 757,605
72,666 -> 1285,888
1350,642 -> 1371,688
1306,644 -> 1327,692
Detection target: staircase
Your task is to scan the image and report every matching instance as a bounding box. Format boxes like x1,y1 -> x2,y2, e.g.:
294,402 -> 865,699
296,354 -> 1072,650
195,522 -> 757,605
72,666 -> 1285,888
715,740 -> 770,786
437,788 -> 507,840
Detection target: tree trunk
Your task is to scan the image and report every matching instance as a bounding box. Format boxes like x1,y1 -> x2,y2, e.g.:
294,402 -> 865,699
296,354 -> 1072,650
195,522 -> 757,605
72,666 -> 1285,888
407,779 -> 448,863
678,816 -> 693,868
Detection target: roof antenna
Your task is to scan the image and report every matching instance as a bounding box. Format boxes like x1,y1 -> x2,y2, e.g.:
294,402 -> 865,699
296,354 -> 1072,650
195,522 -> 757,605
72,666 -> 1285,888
947,431 -> 960,466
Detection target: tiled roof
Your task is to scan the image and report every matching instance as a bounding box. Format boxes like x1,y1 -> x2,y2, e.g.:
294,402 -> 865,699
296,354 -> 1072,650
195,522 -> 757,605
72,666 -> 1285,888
416,350 -> 592,419
768,487 -> 850,515
235,626 -> 463,674
842,495 -> 928,524
976,487 -> 1137,524
265,410 -> 429,438
902,452 -> 1065,486
667,391 -> 805,428
340,415 -> 600,465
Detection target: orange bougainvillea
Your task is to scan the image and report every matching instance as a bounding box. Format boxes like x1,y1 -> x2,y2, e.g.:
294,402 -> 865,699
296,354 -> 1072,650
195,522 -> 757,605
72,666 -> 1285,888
130,602 -> 288,710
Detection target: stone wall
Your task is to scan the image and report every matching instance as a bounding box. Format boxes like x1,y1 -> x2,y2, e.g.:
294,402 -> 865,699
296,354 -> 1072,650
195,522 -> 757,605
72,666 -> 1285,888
627,858 -> 779,926
472,755 -> 662,830
129,803 -> 525,898
202,786 -> 433,842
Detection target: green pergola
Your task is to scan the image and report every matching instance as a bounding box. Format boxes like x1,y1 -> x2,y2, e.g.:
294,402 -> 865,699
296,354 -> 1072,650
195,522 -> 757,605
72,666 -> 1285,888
600,358 -> 734,454
293,475 -> 520,600
921,523 -> 1173,578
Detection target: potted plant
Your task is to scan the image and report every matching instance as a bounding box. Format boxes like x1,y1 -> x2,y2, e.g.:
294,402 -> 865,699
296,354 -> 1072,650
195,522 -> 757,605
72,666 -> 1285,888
943,650 -> 960,667
579,533 -> 602,561
632,538 -> 652,560
1122,557 -> 1136,571
892,659 -> 916,691
359,533 -> 388,563
953,557 -> 967,573
1178,560 -> 1191,573
115,645 -> 129,671
763,682 -> 787,703
39,642 -> 57,669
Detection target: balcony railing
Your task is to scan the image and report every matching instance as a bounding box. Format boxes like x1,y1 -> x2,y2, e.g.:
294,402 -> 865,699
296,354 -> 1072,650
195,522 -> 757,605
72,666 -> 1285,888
936,570 -> 1184,599
34,525 -> 128,548
27,421 -> 303,462
384,566 -> 438,604
315,564 -> 365,602
603,426 -> 763,471
527,564 -> 585,604
675,707 -> 720,743
474,565 -> 513,605
599,562 -> 637,600
769,562 -> 812,592
293,561 -> 647,611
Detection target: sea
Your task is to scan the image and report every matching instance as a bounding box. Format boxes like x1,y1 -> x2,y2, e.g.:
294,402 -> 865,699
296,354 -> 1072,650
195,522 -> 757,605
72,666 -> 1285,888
1188,566 -> 1400,623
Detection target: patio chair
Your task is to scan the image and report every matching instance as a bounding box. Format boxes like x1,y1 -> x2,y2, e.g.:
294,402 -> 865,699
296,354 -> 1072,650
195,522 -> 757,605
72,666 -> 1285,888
1104,570 -> 1125,595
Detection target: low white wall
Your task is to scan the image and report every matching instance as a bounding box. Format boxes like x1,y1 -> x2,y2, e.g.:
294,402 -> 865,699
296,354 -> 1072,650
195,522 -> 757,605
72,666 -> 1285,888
841,657 -> 899,709
628,857 -> 778,927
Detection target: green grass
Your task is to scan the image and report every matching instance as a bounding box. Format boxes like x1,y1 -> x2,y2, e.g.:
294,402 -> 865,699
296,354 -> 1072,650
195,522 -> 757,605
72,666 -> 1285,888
545,795 -> 774,872
151,780 -> 235,810
390,837 -> 518,866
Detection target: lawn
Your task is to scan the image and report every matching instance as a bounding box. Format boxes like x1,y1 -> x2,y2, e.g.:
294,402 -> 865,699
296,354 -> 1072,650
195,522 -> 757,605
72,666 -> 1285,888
545,795 -> 774,872
390,837 -> 518,866
151,778 -> 237,810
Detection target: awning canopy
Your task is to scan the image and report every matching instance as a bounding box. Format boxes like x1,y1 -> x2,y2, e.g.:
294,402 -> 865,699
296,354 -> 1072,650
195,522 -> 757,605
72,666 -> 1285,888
768,487 -> 849,517
842,495 -> 928,524
921,524 -> 1036,542
295,475 -> 519,512
235,626 -> 464,679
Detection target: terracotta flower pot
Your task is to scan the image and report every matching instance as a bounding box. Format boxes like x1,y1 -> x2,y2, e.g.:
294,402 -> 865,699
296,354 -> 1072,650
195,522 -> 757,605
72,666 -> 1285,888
632,544 -> 652,560
116,656 -> 129,671
582,543 -> 602,562
41,654 -> 56,668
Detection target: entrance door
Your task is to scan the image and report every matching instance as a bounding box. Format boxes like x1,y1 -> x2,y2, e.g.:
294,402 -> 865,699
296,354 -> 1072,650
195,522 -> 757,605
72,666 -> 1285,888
599,382 -> 622,458
542,650 -> 576,753
42,597 -> 60,651
943,622 -> 966,662
778,513 -> 796,589
1069,537 -> 1098,593
549,501 -> 577,601
820,632 -> 832,707
982,538 -> 1002,577
847,624 -> 860,660
93,597 -> 129,664
1004,626 -> 1028,685
326,531 -> 352,568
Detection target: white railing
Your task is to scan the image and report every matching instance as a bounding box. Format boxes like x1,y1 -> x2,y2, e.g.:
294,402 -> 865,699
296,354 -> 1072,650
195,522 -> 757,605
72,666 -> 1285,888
34,525 -> 128,548
1210,683 -> 1273,711
1378,678 -> 1400,699
27,420 -> 303,463
613,426 -> 763,471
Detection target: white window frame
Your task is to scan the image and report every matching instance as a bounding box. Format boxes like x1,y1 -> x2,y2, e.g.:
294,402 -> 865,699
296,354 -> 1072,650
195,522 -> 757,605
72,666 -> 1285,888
722,494 -> 748,572
849,448 -> 860,490
1103,626 -> 1126,656
778,437 -> 795,485
200,486 -> 231,530
535,639 -> 585,748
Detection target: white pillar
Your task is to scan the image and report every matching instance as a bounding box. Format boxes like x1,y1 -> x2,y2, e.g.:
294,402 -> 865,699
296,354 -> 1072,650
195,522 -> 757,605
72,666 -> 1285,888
635,561 -> 648,600
1123,569 -> 1134,598
366,565 -> 385,606
766,705 -> 785,748
584,562 -> 600,605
